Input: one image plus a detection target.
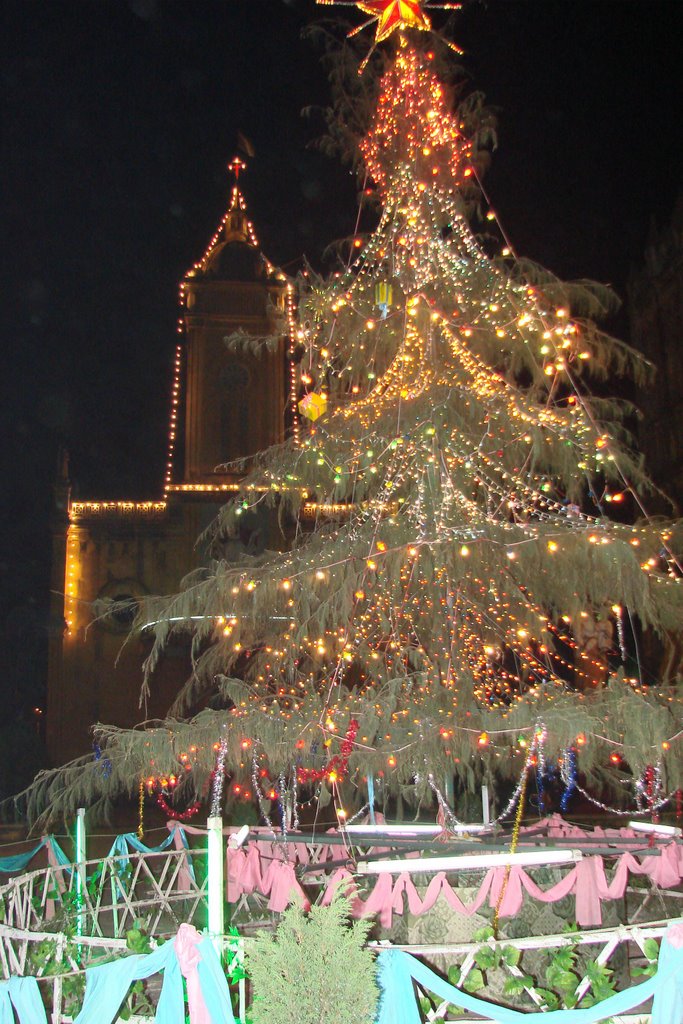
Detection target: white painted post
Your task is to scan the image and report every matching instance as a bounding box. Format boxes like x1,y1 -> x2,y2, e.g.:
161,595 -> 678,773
75,807 -> 86,948
481,785 -> 490,825
207,815 -> 225,959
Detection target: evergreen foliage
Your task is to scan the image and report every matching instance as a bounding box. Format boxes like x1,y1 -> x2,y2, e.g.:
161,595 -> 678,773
22,31 -> 682,824
247,892 -> 378,1024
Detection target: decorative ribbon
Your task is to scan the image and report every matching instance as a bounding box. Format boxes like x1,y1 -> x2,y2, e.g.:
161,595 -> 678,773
376,921 -> 683,1024
174,924 -> 211,1024
107,824 -> 185,860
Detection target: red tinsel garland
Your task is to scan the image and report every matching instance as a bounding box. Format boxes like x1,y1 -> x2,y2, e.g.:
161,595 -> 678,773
297,719 -> 359,785
156,791 -> 201,821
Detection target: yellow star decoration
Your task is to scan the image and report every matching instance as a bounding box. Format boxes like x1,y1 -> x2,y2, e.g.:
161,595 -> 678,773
317,0 -> 462,70
356,0 -> 431,44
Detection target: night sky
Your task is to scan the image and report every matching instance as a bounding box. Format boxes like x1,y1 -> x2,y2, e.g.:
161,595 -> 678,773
1,0 -> 682,730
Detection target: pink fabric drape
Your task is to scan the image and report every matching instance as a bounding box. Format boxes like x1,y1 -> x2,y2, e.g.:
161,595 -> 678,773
174,923 -> 211,1024
170,825 -> 194,893
167,817 -> 683,927
44,836 -> 70,921
225,838 -> 683,926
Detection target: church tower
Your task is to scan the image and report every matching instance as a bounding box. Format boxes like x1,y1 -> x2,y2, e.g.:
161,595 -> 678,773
178,157 -> 288,487
46,162 -> 294,765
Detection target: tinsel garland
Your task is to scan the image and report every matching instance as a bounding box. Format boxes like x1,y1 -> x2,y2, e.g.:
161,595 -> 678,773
560,747 -> 577,813
155,791 -> 201,821
210,738 -> 228,818
297,719 -> 360,785
535,724 -> 547,815
146,774 -> 202,821
137,778 -> 145,840
492,761 -> 529,938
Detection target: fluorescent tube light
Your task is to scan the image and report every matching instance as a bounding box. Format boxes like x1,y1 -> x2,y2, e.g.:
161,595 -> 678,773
628,820 -> 681,837
357,848 -> 583,874
343,823 -> 491,836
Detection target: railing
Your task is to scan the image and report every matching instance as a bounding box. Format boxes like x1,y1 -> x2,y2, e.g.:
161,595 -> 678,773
1,847 -> 206,940
0,843 -> 679,1023
375,920 -> 672,1020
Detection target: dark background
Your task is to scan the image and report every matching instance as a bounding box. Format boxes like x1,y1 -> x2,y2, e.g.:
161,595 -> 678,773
1,0 -> 682,770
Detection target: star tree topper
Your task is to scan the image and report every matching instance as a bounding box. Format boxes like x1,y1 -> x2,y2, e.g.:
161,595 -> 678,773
317,0 -> 462,69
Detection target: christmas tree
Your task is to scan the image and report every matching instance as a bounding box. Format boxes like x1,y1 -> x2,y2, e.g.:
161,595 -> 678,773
29,13 -> 682,825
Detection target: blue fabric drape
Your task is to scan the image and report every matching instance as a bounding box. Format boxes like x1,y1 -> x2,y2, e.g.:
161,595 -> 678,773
376,923 -> 683,1024
0,836 -> 70,875
106,826 -> 195,896
107,826 -> 182,860
0,826 -> 190,880
194,936 -> 236,1022
74,941 -> 183,1024
0,976 -> 48,1024
0,841 -> 46,874
74,933 -> 234,1024
651,927 -> 683,1024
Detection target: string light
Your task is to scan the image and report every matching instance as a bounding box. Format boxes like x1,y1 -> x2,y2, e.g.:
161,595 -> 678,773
83,35 -> 683,828
164,342 -> 183,495
70,502 -> 167,518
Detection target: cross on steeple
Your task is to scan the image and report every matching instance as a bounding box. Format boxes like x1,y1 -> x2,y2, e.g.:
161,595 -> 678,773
228,155 -> 247,183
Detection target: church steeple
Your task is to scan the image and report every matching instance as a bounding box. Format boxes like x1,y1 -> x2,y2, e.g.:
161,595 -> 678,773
171,158 -> 287,489
224,156 -> 251,244
185,158 -> 273,281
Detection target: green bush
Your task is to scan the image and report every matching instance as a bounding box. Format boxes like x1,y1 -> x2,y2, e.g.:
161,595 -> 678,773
247,892 -> 378,1024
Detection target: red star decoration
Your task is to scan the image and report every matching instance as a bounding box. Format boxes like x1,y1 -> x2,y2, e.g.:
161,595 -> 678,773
316,0 -> 463,70
356,0 -> 431,44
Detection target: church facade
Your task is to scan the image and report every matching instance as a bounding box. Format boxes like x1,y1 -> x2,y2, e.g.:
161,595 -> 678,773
46,167 -> 295,766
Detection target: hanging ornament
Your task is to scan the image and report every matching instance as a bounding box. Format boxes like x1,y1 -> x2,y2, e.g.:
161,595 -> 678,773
298,392 -> 328,421
93,741 -> 112,779
374,281 -> 394,318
